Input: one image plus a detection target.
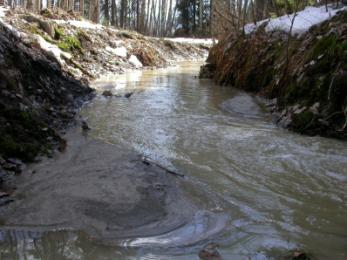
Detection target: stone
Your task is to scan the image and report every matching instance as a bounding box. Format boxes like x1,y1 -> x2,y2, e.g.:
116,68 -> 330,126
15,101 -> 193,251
198,243 -> 221,260
309,102 -> 320,115
0,192 -> 10,199
81,120 -> 91,131
124,92 -> 133,98
39,20 -> 55,38
102,90 -> 113,97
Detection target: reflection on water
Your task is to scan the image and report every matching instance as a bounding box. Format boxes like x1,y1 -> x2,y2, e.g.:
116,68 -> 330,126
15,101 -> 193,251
1,62 -> 347,259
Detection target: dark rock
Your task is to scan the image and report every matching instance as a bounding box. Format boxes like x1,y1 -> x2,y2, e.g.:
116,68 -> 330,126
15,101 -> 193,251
199,63 -> 216,79
285,250 -> 311,260
198,243 -> 221,260
0,191 -> 10,199
81,120 -> 91,131
124,92 -> 134,98
39,20 -> 55,38
0,197 -> 14,206
102,90 -> 113,97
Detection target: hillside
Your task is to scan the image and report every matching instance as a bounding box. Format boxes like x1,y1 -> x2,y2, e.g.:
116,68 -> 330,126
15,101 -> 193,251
0,7 -> 209,81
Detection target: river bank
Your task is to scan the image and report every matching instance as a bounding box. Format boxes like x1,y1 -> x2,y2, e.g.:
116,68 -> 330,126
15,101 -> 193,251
1,7 -> 209,81
0,6 -> 210,191
200,6 -> 347,139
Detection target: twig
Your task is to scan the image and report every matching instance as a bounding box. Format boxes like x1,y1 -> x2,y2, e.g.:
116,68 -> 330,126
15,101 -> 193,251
142,156 -> 185,178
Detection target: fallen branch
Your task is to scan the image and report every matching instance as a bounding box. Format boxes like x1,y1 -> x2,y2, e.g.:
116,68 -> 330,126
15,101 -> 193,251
141,156 -> 185,178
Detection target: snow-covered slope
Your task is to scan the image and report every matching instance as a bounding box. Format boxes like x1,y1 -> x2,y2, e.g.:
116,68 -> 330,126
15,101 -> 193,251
245,5 -> 346,35
164,37 -> 216,45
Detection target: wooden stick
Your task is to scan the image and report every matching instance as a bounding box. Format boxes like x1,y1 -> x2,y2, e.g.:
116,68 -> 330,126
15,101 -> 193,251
142,156 -> 185,178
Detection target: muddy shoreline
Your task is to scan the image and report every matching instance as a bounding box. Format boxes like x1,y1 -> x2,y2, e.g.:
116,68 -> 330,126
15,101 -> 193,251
0,129 -> 199,242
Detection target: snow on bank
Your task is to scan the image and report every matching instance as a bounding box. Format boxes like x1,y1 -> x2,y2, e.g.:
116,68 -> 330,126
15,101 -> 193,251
129,55 -> 143,68
54,19 -> 103,30
0,7 -> 24,38
245,5 -> 347,35
165,37 -> 216,45
35,35 -> 71,65
106,46 -> 127,58
0,6 -> 9,20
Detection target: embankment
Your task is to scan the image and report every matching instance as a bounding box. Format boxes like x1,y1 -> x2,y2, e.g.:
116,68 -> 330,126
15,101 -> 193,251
0,7 -> 210,182
201,9 -> 347,139
0,19 -> 92,183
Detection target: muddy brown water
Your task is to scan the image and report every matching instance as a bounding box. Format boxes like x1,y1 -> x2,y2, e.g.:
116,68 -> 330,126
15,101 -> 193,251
1,62 -> 347,259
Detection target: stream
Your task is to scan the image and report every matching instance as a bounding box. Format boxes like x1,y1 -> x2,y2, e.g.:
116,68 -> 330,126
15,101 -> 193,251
1,61 -> 347,259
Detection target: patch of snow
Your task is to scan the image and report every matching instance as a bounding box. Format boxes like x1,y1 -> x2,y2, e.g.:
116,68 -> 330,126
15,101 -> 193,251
54,19 -> 103,30
0,6 -> 8,20
244,5 -> 347,35
128,55 -> 142,68
35,35 -> 71,65
0,7 -> 25,38
106,46 -> 127,57
109,39 -> 124,47
165,37 -> 216,45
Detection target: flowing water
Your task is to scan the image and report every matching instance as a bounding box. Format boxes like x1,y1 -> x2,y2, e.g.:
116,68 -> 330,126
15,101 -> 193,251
1,62 -> 347,259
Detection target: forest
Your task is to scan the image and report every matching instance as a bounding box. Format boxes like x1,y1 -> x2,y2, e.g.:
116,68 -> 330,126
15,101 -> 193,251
0,0 -> 343,36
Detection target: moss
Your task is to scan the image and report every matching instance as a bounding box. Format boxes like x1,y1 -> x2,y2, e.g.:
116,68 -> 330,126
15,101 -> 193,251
292,111 -> 315,129
0,134 -> 41,162
27,24 -> 40,35
54,26 -> 65,40
57,41 -> 70,51
309,34 -> 346,61
0,108 -> 52,161
58,35 -> 82,52
43,35 -> 55,43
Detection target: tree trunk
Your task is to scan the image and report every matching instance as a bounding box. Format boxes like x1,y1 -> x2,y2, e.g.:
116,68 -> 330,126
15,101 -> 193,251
255,0 -> 265,21
80,0 -> 84,16
160,0 -> 166,36
104,0 -> 110,25
68,0 -> 74,11
60,0 -> 67,10
199,0 -> 203,31
89,0 -> 99,23
193,0 -> 196,33
111,0 -> 116,26
165,0 -> 173,35
26,0 -> 33,9
120,0 -> 127,28
35,0 -> 41,11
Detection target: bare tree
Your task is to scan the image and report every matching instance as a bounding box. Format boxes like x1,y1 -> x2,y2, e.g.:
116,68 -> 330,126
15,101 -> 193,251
80,0 -> 85,16
104,0 -> 110,24
68,0 -> 74,11
111,0 -> 117,26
